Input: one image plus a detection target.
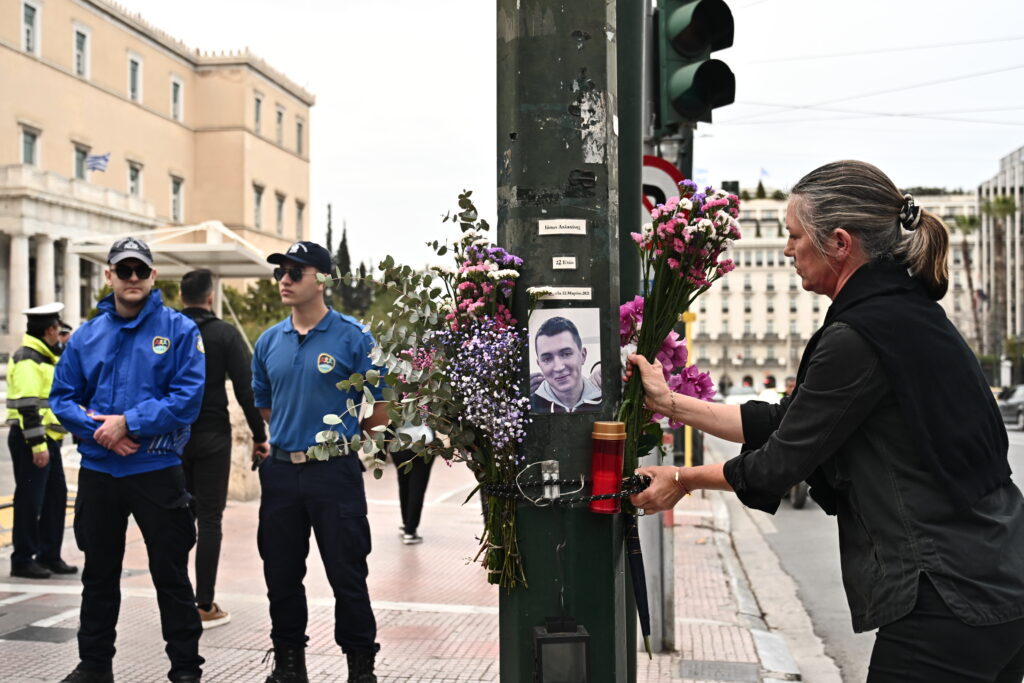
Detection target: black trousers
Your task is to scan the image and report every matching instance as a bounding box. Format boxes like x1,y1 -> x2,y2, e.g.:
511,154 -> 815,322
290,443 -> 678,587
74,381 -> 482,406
868,575 -> 1024,682
8,426 -> 67,567
73,465 -> 203,680
391,449 -> 434,535
257,455 -> 377,654
181,429 -> 232,607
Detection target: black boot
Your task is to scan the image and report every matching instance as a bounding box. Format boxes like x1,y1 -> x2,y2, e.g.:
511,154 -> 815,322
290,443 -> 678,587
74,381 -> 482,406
60,666 -> 114,682
263,644 -> 308,683
346,650 -> 377,683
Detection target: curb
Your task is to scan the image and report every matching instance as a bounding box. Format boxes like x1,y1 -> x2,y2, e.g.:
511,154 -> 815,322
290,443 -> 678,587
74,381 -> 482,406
705,441 -> 845,683
710,492 -> 802,682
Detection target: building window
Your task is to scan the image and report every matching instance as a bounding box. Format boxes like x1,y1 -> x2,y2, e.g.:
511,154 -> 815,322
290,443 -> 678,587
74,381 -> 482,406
789,295 -> 798,314
296,120 -> 304,155
276,107 -> 285,145
253,184 -> 264,229
743,274 -> 752,291
789,273 -> 797,290
698,298 -> 706,313
171,176 -> 183,223
21,127 -> 39,166
128,54 -> 143,102
275,193 -> 286,235
128,162 -> 142,196
767,297 -> 774,313
755,250 -> 764,267
743,320 -> 751,335
721,298 -> 729,314
767,320 -> 775,334
296,201 -> 305,239
171,77 -> 183,122
812,298 -> 820,313
74,26 -> 90,77
789,320 -> 798,335
254,94 -> 263,133
74,144 -> 90,180
743,297 -> 752,314
23,2 -> 40,55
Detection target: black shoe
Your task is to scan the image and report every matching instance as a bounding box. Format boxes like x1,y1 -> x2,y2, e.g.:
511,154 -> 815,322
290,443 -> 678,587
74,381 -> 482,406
60,666 -> 114,682
263,644 -> 308,683
346,651 -> 377,683
10,562 -> 52,579
170,675 -> 201,683
39,558 -> 79,575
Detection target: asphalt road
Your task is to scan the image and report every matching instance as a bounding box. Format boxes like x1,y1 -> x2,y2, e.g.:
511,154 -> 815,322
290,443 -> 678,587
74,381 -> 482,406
709,426 -> 1024,683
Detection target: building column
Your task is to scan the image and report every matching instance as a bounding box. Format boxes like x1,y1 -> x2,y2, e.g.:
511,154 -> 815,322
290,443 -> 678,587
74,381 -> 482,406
35,234 -> 55,306
10,234 -> 30,346
63,241 -> 81,329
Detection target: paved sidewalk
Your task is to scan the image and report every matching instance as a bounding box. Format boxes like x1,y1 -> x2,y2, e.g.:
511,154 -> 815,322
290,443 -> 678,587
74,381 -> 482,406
0,456 -> 804,682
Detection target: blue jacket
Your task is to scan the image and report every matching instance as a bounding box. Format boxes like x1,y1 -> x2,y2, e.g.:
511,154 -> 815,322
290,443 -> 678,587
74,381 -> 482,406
51,290 -> 206,477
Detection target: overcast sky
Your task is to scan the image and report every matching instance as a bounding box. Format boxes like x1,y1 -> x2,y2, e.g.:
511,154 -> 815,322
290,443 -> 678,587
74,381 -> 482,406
119,0 -> 1024,269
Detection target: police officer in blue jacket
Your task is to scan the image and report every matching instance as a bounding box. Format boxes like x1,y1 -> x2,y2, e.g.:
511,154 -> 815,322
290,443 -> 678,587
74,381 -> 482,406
252,241 -> 388,683
50,237 -> 206,683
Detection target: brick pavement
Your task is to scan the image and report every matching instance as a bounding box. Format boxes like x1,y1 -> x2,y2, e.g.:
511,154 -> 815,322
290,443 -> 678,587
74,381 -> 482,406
0,455 -> 801,682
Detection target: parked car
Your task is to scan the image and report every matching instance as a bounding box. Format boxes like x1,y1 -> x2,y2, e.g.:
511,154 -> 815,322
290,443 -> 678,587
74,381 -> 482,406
998,384 -> 1024,431
723,385 -> 758,406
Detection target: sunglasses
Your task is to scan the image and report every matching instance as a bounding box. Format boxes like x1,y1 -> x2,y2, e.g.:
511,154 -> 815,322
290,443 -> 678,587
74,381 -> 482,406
272,266 -> 311,283
113,262 -> 152,281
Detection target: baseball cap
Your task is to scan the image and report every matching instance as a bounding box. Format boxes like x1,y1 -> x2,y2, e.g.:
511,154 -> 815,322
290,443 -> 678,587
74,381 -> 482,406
267,241 -> 332,274
107,237 -> 154,267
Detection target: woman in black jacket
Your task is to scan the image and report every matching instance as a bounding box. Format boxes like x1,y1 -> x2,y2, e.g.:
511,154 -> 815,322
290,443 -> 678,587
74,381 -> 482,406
629,160 -> 1024,682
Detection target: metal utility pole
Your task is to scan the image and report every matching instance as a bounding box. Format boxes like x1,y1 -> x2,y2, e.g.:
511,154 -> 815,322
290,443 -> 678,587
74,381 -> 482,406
497,1 -> 628,680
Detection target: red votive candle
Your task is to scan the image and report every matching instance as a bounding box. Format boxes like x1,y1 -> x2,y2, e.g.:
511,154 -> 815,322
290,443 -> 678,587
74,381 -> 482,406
590,421 -> 626,514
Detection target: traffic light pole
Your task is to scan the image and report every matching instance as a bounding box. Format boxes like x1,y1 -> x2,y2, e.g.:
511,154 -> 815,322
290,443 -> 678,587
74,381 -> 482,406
497,1 -> 628,680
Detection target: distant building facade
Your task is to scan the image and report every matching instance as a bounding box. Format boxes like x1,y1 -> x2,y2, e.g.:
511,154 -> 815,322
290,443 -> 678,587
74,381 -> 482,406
979,146 -> 1024,357
0,0 -> 313,347
690,195 -> 980,392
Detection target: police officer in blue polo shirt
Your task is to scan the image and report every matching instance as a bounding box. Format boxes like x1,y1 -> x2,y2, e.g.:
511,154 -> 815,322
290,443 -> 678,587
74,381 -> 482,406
252,241 -> 388,683
50,237 -> 206,683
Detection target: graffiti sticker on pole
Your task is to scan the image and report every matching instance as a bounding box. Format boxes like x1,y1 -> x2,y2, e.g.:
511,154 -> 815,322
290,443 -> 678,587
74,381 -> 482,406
642,155 -> 685,214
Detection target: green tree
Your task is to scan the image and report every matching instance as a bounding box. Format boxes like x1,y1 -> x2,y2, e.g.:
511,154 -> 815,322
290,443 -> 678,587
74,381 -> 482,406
771,189 -> 787,201
983,195 -> 1017,359
223,279 -> 289,344
740,189 -> 751,201
755,180 -> 766,199
953,215 -> 982,349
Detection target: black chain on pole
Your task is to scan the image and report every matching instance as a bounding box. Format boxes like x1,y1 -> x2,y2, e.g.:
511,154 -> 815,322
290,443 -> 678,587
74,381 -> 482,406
480,474 -> 651,507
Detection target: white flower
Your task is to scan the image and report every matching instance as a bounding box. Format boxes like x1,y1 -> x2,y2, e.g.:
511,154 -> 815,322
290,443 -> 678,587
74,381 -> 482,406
620,342 -> 637,369
679,198 -> 693,211
487,269 -> 520,280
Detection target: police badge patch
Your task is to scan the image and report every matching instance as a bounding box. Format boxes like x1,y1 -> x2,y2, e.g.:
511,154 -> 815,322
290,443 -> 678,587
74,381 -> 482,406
152,336 -> 171,354
317,353 -> 336,373
196,335 -> 205,354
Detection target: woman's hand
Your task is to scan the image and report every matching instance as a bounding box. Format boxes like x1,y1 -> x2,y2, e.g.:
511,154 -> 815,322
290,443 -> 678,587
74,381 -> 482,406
626,353 -> 672,415
630,465 -> 689,514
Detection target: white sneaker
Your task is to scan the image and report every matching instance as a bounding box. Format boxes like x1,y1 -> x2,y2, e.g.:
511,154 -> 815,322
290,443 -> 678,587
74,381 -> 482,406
402,533 -> 423,545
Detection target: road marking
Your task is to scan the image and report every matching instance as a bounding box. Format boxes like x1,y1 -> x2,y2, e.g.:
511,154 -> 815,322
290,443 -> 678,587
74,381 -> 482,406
31,607 -> 79,627
0,592 -> 38,606
0,583 -> 496,616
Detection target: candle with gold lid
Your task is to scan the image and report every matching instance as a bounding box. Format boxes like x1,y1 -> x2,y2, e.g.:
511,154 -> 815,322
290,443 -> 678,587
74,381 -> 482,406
590,421 -> 626,514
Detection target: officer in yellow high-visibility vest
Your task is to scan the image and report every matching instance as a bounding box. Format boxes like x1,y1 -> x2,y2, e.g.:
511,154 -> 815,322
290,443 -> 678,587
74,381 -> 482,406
6,302 -> 77,579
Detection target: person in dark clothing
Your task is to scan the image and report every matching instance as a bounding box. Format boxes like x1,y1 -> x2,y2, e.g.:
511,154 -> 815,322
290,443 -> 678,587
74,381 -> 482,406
6,303 -> 77,579
51,237 -> 206,683
179,269 -> 269,629
391,423 -> 435,544
629,161 -> 1024,682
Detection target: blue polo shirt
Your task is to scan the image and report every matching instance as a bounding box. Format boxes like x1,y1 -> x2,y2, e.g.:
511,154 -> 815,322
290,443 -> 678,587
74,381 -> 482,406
252,308 -> 384,452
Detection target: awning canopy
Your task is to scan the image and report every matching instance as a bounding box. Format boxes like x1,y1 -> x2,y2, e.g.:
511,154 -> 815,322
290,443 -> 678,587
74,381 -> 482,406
69,221 -> 273,278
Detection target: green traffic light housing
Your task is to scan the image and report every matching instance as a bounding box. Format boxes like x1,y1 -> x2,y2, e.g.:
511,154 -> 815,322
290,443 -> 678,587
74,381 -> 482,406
658,0 -> 736,128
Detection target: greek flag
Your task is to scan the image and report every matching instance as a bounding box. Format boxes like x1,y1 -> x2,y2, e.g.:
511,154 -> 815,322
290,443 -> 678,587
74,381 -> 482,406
85,153 -> 110,172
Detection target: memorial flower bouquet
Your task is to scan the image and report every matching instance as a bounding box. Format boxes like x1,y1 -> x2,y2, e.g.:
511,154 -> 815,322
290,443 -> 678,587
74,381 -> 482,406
618,180 -> 741,475
313,192 -> 530,589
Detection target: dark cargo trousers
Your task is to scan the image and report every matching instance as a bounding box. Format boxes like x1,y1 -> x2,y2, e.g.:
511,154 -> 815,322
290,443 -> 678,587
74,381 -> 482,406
8,426 -> 67,568
73,465 -> 203,680
257,454 -> 378,654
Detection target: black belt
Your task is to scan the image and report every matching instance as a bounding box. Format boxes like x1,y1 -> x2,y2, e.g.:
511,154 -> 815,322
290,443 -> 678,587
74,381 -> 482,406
272,445 -> 311,463
271,445 -> 352,464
